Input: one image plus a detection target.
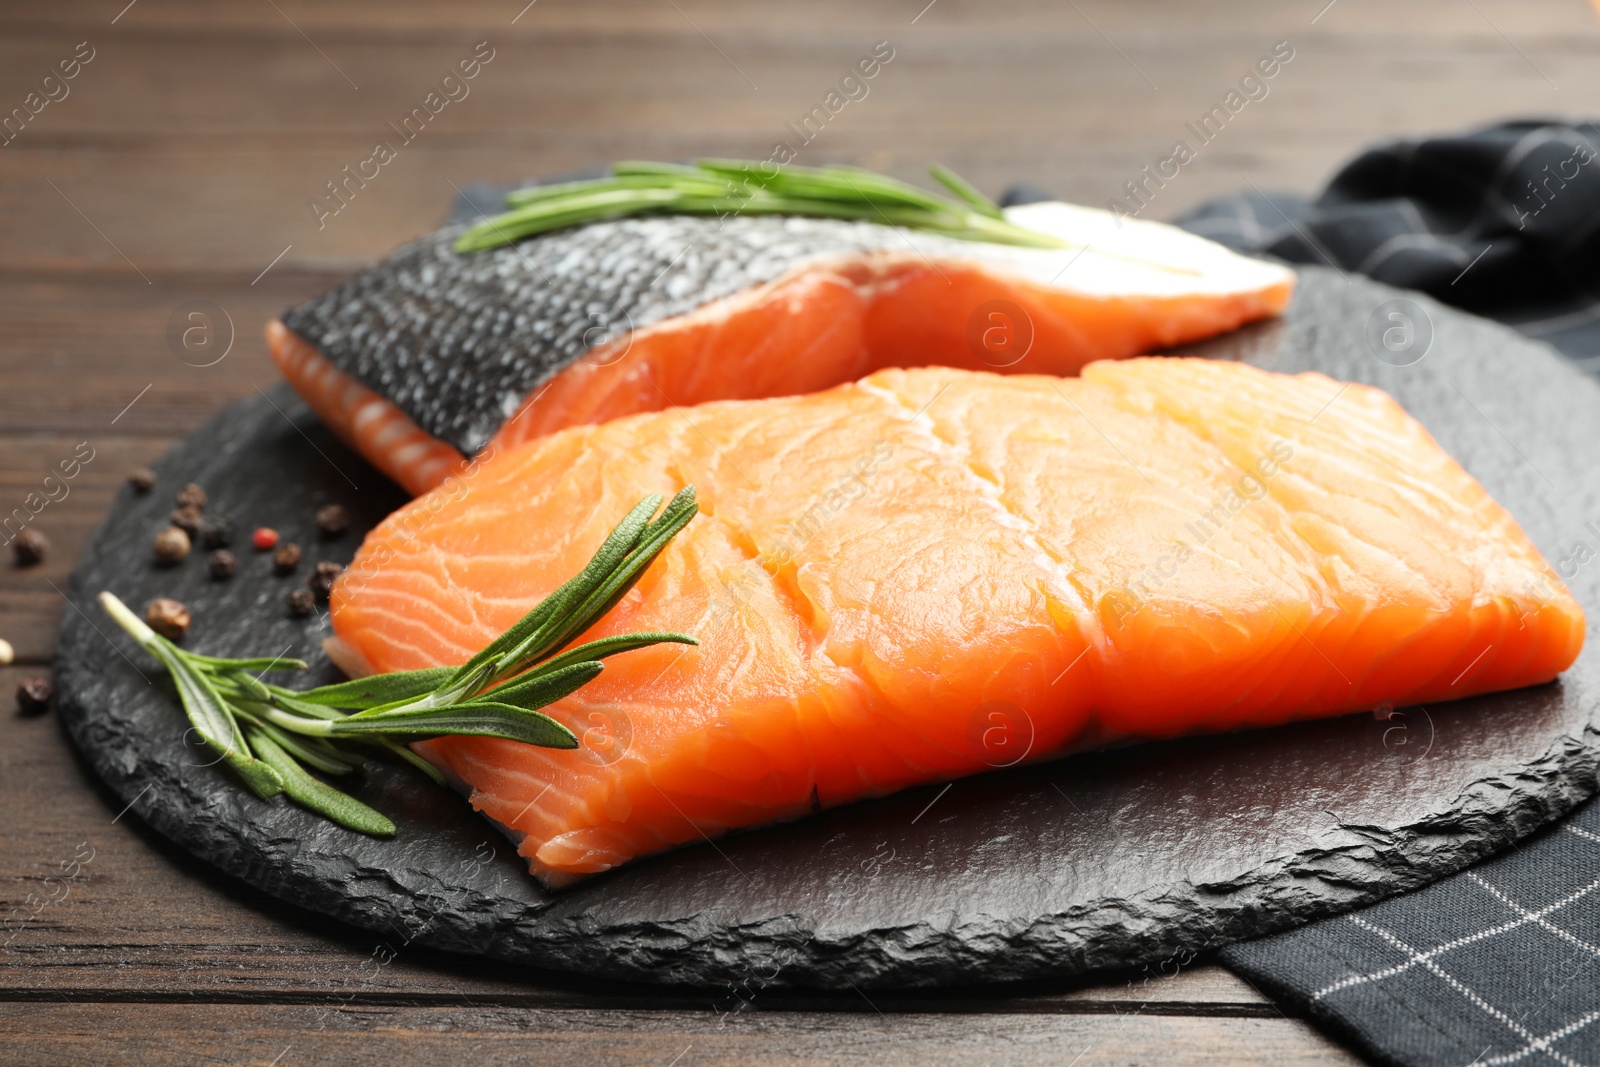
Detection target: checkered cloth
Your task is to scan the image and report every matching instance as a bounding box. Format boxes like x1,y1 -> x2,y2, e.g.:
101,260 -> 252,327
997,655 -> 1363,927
1222,803 -> 1600,1066
1007,120 -> 1600,1066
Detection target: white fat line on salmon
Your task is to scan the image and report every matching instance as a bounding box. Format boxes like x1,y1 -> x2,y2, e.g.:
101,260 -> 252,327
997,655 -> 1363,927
0,41 -> 95,147
1,441 -> 95,547
308,42 -> 497,231
705,440 -> 896,623
1050,384 -> 1156,489
1103,438 -> 1295,627
867,376 -> 1096,623
1106,40 -> 1295,226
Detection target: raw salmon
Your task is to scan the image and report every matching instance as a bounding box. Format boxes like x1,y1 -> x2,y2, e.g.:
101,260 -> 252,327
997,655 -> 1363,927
328,358 -> 1584,887
270,203 -> 1295,495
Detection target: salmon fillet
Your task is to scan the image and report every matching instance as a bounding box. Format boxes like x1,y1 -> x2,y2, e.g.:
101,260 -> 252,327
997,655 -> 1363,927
271,203 -> 1294,495
329,358 -> 1584,886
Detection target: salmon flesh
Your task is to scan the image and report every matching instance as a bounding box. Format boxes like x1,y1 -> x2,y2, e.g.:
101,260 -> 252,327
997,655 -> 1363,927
271,203 -> 1295,495
327,358 -> 1585,887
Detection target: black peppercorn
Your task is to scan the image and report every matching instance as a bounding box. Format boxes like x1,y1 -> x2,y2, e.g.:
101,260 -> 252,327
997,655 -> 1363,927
174,483 -> 207,510
208,549 -> 236,580
12,528 -> 48,567
128,467 -> 156,493
287,587 -> 315,617
273,541 -> 301,575
200,516 -> 235,548
308,560 -> 344,601
170,505 -> 203,537
315,504 -> 350,539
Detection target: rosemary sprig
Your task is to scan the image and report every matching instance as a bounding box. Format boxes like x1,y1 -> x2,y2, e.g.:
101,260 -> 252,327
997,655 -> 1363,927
100,487 -> 701,837
453,159 -> 1069,253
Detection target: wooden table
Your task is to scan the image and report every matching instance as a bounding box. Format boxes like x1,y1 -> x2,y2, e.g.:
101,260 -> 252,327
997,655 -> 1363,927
4,2 -> 1597,1062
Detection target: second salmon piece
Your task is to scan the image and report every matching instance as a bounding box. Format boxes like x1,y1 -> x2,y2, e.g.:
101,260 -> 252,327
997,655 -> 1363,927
269,203 -> 1295,495
327,358 -> 1584,887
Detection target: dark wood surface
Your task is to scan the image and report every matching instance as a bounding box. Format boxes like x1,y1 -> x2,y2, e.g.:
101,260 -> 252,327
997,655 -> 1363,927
5,1 -> 1597,1062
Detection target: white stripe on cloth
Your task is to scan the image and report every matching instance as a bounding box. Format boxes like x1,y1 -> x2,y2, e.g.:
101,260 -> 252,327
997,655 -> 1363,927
1466,872 -> 1600,961
1479,1009 -> 1600,1067
1341,917 -> 1587,1067
1311,825 -> 1600,1001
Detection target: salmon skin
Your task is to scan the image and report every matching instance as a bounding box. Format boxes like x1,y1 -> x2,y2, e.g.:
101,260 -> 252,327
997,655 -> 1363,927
328,358 -> 1585,887
272,203 -> 1295,495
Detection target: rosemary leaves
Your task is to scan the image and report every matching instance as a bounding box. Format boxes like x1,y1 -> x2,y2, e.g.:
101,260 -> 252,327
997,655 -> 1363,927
454,159 -> 1068,253
100,487 -> 700,836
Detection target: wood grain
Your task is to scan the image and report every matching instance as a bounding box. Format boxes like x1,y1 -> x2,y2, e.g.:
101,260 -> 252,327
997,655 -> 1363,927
0,1004 -> 1361,1067
1,0 -> 1596,274
5,0 -> 1577,1060
0,271 -> 331,437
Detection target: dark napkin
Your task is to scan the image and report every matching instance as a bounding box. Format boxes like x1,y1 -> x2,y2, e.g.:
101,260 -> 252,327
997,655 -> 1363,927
1222,801 -> 1600,1067
1168,121 -> 1600,1066
1172,120 -> 1600,366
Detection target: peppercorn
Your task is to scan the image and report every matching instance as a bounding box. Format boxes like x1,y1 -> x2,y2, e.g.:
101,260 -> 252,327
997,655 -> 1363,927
315,504 -> 350,538
170,504 -> 203,537
16,676 -> 52,715
200,516 -> 235,548
12,528 -> 48,567
208,549 -> 236,580
273,541 -> 301,575
174,483 -> 207,510
251,527 -> 279,552
128,467 -> 156,493
0,638 -> 12,666
286,587 -> 315,617
152,525 -> 191,565
308,560 -> 344,601
145,598 -> 191,640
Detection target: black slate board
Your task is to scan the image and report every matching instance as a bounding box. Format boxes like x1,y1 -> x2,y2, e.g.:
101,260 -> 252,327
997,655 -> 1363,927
55,267 -> 1600,989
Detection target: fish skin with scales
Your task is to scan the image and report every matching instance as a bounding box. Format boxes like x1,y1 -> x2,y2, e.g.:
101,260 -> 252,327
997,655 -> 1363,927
281,214 -> 934,455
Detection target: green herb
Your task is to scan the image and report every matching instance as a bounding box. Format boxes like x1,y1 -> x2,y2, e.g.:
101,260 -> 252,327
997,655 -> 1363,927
453,159 -> 1069,253
100,487 -> 700,837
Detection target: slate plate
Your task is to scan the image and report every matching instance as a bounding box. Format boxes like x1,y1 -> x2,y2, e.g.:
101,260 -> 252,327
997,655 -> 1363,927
55,266 -> 1600,990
